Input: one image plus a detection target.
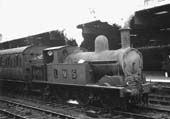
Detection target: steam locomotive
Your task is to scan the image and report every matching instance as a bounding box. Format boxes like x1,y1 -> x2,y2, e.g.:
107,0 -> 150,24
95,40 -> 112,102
0,29 -> 150,108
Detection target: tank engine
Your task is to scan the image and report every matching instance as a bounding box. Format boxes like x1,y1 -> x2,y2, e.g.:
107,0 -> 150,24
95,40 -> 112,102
42,29 -> 150,107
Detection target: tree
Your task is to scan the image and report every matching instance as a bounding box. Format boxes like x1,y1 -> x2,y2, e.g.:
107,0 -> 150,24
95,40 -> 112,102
66,38 -> 78,46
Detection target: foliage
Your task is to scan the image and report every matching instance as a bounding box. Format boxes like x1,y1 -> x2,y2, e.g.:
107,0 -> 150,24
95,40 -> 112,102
80,23 -> 121,51
66,38 -> 78,46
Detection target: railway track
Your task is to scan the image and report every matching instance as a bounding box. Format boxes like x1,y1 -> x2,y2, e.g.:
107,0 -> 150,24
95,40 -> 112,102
0,108 -> 29,119
149,94 -> 170,106
149,82 -> 170,107
1,95 -> 170,119
0,97 -> 81,119
85,105 -> 170,119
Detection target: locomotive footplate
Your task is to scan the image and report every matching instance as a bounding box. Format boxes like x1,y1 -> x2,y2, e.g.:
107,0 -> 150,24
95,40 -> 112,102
85,84 -> 125,97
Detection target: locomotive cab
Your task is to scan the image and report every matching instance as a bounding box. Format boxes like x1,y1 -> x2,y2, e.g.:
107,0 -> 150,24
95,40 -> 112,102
43,45 -> 85,64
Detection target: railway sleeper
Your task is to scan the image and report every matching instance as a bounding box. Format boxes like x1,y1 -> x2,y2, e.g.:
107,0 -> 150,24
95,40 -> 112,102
149,99 -> 170,106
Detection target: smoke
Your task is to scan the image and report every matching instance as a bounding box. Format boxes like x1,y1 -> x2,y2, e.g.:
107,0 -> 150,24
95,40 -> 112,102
0,34 -> 2,42
122,14 -> 134,29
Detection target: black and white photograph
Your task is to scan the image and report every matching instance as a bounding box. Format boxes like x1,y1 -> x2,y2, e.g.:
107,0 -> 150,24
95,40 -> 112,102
0,0 -> 170,118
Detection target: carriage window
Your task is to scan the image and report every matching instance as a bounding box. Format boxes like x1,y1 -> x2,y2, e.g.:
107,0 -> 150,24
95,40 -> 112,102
0,56 -> 4,66
13,56 -> 15,67
0,57 -> 1,66
5,57 -> 8,67
7,56 -> 10,67
1,57 -> 5,66
9,56 -> 12,67
18,55 -> 21,66
14,54 -> 20,67
15,55 -> 18,67
11,56 -> 14,67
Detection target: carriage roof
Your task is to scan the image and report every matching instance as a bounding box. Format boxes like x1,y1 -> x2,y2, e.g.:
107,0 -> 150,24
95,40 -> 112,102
0,45 -> 47,56
0,46 -> 30,55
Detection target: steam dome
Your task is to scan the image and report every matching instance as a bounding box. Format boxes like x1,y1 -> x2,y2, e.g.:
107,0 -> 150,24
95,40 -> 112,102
95,35 -> 109,52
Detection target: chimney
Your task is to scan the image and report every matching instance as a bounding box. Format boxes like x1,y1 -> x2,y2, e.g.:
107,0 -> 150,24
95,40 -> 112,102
120,28 -> 130,48
0,34 -> 2,42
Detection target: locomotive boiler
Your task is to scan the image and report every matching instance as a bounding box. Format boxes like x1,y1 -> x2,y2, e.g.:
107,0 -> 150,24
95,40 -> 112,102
64,35 -> 143,87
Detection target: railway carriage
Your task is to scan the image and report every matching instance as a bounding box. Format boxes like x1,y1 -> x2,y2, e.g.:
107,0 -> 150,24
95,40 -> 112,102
0,46 -> 47,81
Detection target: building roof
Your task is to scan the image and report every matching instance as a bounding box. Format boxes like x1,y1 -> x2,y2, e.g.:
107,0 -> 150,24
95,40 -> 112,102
134,3 -> 170,29
77,20 -> 114,29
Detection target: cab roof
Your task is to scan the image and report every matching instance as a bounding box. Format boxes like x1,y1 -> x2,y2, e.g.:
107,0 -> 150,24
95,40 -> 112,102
43,45 -> 69,51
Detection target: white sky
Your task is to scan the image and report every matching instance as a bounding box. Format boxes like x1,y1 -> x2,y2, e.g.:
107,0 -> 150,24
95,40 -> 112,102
0,0 -> 144,45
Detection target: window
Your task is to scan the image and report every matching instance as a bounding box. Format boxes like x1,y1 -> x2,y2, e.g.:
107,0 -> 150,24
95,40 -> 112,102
15,56 -> 18,67
13,55 -> 16,67
9,56 -> 12,67
6,56 -> 10,67
15,54 -> 21,67
44,50 -> 54,64
5,57 -> 8,67
18,55 -> 22,66
0,57 -> 2,66
1,57 -> 5,66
